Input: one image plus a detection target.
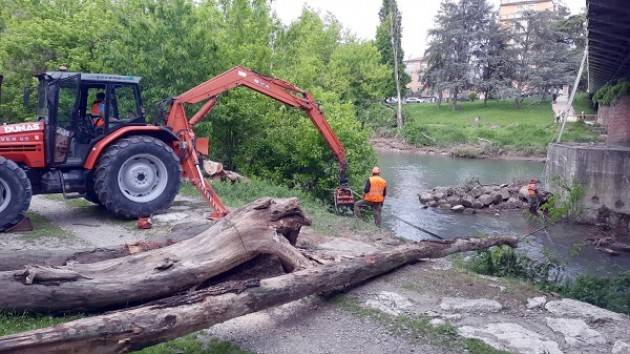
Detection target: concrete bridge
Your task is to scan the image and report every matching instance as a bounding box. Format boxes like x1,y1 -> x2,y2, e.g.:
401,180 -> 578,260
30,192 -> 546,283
546,0 -> 630,234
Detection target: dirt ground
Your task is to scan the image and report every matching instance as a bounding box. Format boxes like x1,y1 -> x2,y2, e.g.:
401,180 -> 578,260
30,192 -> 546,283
3,194 -> 629,354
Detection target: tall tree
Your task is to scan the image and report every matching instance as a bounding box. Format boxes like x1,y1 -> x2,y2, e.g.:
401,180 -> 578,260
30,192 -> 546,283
375,0 -> 408,129
506,8 -> 577,107
423,0 -> 495,110
472,13 -> 511,105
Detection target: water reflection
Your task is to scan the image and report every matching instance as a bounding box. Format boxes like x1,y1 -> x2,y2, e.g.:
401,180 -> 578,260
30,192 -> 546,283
377,150 -> 630,277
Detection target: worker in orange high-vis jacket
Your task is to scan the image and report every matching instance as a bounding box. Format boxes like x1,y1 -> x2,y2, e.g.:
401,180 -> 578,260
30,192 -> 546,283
527,178 -> 541,215
90,92 -> 106,128
354,166 -> 387,226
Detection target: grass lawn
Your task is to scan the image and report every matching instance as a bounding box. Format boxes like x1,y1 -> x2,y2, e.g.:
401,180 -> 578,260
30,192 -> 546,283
402,99 -> 599,155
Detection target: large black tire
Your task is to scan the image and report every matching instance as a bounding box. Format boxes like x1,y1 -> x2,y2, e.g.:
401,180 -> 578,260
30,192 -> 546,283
0,157 -> 32,231
93,135 -> 181,219
84,173 -> 101,205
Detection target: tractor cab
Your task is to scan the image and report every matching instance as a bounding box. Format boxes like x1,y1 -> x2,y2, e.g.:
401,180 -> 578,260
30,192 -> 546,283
36,71 -> 145,166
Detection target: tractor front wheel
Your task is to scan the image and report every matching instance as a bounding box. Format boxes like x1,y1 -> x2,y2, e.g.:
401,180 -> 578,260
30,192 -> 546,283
93,136 -> 181,219
0,157 -> 32,231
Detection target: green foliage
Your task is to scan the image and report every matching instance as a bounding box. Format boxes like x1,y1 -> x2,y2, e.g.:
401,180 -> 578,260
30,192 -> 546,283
193,179 -> 380,236
465,246 -> 563,285
540,179 -> 584,222
375,0 -> 409,97
550,272 -> 630,315
593,80 -> 630,106
0,311 -> 81,337
573,92 -> 595,115
468,92 -> 478,101
0,0 -> 386,202
134,336 -> 250,354
401,100 -> 598,154
464,246 -> 630,314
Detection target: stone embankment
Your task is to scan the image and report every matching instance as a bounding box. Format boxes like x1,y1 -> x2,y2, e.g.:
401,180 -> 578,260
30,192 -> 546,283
418,181 -> 548,214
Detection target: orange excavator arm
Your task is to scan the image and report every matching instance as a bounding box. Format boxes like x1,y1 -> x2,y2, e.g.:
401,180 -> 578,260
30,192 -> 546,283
164,66 -> 351,219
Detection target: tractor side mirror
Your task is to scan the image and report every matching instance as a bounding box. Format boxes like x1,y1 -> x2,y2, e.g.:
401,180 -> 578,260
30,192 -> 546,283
23,86 -> 32,107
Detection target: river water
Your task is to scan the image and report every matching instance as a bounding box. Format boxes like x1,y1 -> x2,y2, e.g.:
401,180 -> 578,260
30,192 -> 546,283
377,150 -> 630,278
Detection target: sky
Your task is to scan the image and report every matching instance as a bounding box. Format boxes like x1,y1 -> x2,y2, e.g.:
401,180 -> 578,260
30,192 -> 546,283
271,0 -> 586,60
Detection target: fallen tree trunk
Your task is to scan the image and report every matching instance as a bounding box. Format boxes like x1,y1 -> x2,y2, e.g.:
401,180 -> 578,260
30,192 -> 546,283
0,198 -> 312,313
0,222 -> 210,271
0,235 -> 518,354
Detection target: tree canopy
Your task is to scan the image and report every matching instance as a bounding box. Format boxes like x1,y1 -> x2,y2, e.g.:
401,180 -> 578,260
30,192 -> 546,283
0,0 -> 390,199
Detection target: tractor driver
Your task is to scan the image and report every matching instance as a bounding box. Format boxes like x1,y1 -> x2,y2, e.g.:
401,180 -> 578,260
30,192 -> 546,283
90,92 -> 106,128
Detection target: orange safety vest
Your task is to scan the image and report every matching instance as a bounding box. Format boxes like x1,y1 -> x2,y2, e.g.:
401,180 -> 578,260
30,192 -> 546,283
364,176 -> 387,203
91,101 -> 105,127
527,182 -> 538,198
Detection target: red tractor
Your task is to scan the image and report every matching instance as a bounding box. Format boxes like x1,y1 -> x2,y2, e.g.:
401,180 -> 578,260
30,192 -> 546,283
0,66 -> 354,231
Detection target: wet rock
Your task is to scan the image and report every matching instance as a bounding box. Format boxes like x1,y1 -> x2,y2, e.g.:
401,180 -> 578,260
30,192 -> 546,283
463,208 -> 476,215
472,201 -> 484,209
471,186 -> 484,198
545,317 -> 606,347
364,291 -> 413,316
500,183 -> 508,188
482,186 -> 495,195
446,188 -> 455,197
612,340 -> 630,354
490,192 -> 503,205
461,195 -> 474,207
439,297 -> 502,313
428,200 -> 439,208
545,298 -> 627,323
446,195 -> 461,205
440,203 -> 452,209
419,192 -> 433,203
433,191 -> 445,200
152,212 -> 190,224
479,194 -> 494,206
451,205 -> 465,212
457,322 -> 562,354
500,188 -> 510,201
526,296 -> 547,309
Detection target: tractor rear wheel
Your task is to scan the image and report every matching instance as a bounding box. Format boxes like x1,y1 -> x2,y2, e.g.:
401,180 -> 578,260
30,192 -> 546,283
93,135 -> 181,219
83,173 -> 101,205
0,157 -> 32,231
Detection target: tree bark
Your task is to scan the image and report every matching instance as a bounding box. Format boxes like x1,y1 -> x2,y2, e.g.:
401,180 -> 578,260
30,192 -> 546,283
0,236 -> 518,354
0,198 -> 312,313
0,222 -> 210,271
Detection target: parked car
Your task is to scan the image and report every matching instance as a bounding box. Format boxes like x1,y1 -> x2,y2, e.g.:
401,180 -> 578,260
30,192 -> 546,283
404,97 -> 423,104
385,97 -> 398,104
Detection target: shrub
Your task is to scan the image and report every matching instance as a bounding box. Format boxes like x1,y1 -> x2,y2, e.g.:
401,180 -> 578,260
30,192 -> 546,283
468,92 -> 478,101
593,80 -> 630,106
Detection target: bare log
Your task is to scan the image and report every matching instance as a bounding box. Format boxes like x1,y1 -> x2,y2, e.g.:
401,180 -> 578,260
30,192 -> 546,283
0,222 -> 210,271
0,198 -> 312,313
0,235 -> 518,354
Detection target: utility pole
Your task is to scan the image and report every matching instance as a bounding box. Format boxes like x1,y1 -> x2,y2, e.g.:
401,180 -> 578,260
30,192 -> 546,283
389,0 -> 403,131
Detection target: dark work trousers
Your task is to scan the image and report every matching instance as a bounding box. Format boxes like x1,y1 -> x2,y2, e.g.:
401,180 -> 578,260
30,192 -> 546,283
354,199 -> 383,226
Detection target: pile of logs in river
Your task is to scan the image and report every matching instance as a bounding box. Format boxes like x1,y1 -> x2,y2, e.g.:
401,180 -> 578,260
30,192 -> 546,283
0,197 -> 518,353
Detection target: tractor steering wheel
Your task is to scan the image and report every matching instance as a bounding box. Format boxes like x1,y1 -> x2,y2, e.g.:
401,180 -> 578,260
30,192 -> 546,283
76,114 -> 98,143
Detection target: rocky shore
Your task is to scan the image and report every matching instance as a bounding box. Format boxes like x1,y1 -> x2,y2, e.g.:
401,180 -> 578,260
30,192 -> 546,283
418,180 -> 549,214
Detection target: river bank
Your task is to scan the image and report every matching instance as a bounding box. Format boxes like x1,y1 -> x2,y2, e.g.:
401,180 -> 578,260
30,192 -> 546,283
372,137 -> 548,161
2,185 -> 629,354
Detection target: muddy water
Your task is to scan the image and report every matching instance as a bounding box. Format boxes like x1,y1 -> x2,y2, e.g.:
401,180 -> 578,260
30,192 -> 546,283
377,150 -> 630,278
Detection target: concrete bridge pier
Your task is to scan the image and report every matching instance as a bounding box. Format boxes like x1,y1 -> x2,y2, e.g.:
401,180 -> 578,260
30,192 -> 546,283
545,143 -> 630,234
